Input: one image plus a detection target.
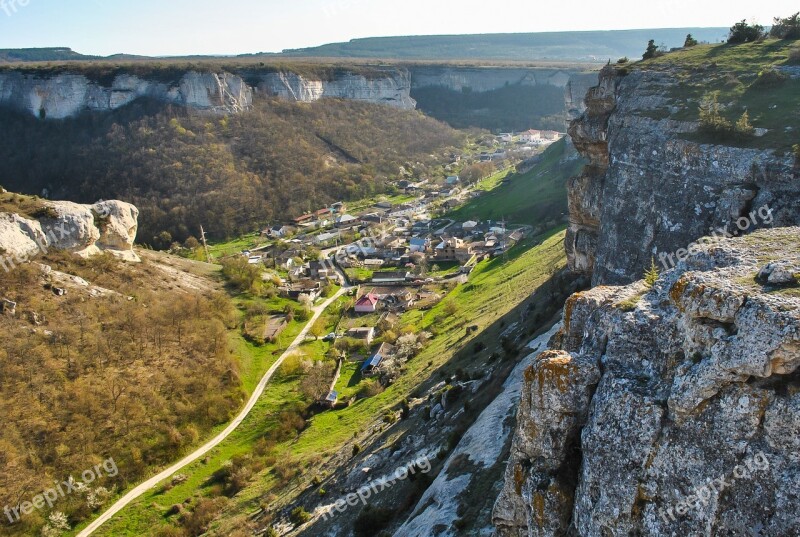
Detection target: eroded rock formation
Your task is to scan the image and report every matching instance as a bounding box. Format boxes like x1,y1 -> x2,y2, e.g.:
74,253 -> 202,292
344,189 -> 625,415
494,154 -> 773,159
494,227 -> 800,536
0,198 -> 139,264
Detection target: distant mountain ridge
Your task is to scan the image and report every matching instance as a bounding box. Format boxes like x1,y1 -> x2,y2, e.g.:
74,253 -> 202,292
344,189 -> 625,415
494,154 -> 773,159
1,28 -> 729,64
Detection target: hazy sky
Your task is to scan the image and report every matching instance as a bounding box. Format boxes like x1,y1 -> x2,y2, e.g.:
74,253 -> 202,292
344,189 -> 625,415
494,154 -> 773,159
0,0 -> 795,56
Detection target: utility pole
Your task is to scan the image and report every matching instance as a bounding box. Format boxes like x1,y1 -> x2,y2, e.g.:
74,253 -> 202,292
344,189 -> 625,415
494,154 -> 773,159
200,225 -> 212,264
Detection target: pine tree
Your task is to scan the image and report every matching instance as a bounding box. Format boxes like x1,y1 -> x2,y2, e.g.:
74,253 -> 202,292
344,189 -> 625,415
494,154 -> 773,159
684,34 -> 698,47
644,258 -> 660,287
643,40 -> 659,60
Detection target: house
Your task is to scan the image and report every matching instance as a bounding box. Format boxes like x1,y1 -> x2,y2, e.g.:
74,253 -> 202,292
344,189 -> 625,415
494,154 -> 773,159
498,133 -> 513,143
264,315 -> 288,343
363,258 -> 385,269
309,260 -> 333,280
520,129 -> 542,143
361,213 -> 385,225
372,271 -> 411,284
375,201 -> 393,210
409,237 -> 430,253
541,130 -> 561,141
330,202 -> 346,214
293,213 -> 314,225
355,293 -> 380,314
362,343 -> 394,376
320,390 -> 339,408
378,311 -> 401,329
462,221 -> 478,232
335,214 -> 359,228
445,175 -> 460,186
283,280 -> 322,301
262,225 -> 295,238
384,290 -> 415,311
436,238 -> 475,263
346,327 -> 376,345
314,231 -> 341,246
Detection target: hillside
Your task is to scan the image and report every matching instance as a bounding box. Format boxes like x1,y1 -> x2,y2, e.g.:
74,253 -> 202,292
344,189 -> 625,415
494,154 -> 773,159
276,29 -> 729,61
0,97 -> 463,244
0,195 -> 256,537
448,138 -> 585,227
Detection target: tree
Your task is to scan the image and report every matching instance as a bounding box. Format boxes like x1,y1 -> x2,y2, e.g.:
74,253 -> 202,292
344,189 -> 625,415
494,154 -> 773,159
684,34 -> 698,47
299,361 -> 335,401
642,40 -> 659,60
728,20 -> 765,43
770,12 -> 800,39
310,318 -> 327,340
644,258 -> 660,287
735,110 -> 755,138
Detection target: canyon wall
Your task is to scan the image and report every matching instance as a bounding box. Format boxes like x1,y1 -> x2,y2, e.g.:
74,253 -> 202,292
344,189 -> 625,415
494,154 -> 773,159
0,65 -> 596,122
566,65 -> 800,286
0,71 -> 252,119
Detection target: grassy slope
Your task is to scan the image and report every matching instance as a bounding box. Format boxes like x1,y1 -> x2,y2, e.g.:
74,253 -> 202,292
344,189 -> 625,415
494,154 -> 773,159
636,39 -> 800,151
449,138 -> 585,226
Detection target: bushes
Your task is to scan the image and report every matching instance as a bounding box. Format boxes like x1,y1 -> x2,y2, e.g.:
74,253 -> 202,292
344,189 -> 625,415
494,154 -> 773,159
642,39 -> 661,60
788,47 -> 800,64
697,93 -> 755,141
684,34 -> 698,47
752,68 -> 788,88
770,12 -> 800,39
289,507 -> 311,526
728,20 -> 765,43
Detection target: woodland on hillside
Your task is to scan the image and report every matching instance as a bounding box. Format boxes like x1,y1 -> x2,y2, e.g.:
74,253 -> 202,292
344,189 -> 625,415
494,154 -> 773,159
0,97 -> 464,245
0,253 -> 242,535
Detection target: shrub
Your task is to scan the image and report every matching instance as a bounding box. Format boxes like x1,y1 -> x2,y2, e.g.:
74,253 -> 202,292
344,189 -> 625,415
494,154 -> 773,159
616,57 -> 629,64
289,507 -> 311,526
684,34 -> 698,47
698,93 -> 734,137
735,111 -> 755,138
789,47 -> 800,64
644,259 -> 660,287
770,12 -> 800,39
728,20 -> 765,43
752,68 -> 788,88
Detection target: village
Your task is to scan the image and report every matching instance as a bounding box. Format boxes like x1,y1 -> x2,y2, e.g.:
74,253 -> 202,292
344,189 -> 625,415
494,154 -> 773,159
230,128 -> 561,409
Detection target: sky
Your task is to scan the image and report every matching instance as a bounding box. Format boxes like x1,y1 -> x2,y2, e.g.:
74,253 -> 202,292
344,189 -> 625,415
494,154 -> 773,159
0,0 -> 796,56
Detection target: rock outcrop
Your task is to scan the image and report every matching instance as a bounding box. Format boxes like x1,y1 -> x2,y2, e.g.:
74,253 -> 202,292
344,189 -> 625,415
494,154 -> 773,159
567,67 -> 800,286
0,198 -> 139,265
494,227 -> 800,536
0,70 -> 252,119
256,68 -> 417,109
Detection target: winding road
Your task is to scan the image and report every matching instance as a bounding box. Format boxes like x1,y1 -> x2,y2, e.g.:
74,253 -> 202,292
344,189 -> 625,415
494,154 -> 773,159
77,269 -> 351,537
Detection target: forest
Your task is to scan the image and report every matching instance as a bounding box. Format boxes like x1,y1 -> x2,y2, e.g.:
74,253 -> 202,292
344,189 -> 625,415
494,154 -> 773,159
0,96 -> 464,245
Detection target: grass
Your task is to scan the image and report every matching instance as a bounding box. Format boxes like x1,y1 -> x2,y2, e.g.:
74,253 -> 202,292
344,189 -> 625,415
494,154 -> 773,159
207,233 -> 269,259
448,138 -> 585,226
85,228 -> 568,537
635,39 -> 800,151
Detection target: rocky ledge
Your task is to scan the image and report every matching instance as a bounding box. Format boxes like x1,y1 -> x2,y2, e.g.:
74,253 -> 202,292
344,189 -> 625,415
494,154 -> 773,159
0,198 -> 139,264
494,227 -> 800,536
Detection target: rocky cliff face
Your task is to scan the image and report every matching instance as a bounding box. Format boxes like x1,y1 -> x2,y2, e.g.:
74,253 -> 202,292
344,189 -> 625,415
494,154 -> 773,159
0,197 -> 139,263
566,66 -> 800,286
0,70 -> 252,119
0,65 -> 597,120
255,68 -> 417,109
494,227 -> 800,536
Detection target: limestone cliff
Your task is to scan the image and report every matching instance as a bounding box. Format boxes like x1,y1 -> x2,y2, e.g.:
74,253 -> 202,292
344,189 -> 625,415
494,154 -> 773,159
255,68 -> 417,109
0,196 -> 139,263
566,66 -> 800,286
0,71 -> 252,119
494,227 -> 800,536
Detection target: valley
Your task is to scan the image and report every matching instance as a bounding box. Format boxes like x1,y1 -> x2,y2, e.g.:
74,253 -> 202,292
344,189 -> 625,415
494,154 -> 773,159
1,11 -> 799,537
